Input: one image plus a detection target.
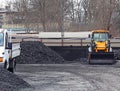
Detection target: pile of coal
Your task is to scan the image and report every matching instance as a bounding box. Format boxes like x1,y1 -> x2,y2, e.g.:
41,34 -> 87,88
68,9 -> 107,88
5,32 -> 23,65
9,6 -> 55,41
114,49 -> 120,60
16,41 -> 65,64
73,57 -> 87,64
0,67 -> 31,91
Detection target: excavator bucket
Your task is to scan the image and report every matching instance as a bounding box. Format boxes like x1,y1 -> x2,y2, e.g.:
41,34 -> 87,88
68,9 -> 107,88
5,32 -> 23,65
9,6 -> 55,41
88,52 -> 115,64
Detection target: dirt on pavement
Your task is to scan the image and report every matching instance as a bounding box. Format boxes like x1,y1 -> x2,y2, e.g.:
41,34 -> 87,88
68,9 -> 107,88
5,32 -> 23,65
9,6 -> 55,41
16,61 -> 120,91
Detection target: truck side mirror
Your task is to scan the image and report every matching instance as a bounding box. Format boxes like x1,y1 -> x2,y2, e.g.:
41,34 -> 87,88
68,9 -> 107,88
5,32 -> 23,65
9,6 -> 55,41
88,34 -> 91,38
8,42 -> 12,49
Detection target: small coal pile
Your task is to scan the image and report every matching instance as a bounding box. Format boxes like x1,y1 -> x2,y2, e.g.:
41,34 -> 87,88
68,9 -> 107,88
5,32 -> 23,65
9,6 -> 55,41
114,49 -> 120,60
16,41 -> 65,64
73,58 -> 88,64
0,67 -> 31,91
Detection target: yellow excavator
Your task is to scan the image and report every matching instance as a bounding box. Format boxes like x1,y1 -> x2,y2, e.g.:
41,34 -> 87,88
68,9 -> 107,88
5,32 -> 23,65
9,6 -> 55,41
88,30 -> 115,64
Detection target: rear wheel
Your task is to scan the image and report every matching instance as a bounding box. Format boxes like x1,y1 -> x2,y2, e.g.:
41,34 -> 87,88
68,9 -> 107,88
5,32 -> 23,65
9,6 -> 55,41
8,59 -> 15,73
88,53 -> 91,64
4,61 -> 9,69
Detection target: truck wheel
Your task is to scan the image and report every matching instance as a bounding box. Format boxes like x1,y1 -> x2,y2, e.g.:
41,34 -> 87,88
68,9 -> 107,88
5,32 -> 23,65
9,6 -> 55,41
8,59 -> 15,73
4,61 -> 9,69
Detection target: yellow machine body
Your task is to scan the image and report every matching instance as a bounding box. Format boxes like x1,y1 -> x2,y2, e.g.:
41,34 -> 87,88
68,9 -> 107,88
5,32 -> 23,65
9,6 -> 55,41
88,30 -> 115,64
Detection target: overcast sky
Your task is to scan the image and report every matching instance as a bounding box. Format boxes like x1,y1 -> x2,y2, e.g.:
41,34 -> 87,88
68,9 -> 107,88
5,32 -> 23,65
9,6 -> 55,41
0,0 -> 6,8
0,0 -> 81,8
0,0 -> 11,8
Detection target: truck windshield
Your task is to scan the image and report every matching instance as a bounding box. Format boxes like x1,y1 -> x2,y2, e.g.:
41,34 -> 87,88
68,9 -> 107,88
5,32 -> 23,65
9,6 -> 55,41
0,33 -> 4,46
93,33 -> 109,41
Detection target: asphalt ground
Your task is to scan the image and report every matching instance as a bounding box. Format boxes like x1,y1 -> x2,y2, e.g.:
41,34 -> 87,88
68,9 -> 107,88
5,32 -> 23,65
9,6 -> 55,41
5,41 -> 120,91
16,61 -> 120,91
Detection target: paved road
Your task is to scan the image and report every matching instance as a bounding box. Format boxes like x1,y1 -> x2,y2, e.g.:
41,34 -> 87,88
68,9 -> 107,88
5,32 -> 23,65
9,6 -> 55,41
16,61 -> 120,91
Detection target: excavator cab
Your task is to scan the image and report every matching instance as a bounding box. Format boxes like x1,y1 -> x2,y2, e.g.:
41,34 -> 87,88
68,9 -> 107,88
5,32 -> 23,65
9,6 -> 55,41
88,30 -> 115,64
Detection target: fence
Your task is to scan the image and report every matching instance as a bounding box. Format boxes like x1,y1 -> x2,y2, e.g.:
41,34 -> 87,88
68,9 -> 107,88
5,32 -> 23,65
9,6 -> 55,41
12,37 -> 120,47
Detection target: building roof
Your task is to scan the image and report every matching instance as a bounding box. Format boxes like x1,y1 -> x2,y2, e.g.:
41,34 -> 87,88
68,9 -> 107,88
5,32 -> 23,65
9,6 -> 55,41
0,8 -> 8,13
0,7 -> 17,13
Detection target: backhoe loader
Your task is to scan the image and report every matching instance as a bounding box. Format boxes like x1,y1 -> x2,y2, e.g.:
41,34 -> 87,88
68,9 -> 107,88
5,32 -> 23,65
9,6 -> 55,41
88,30 -> 115,64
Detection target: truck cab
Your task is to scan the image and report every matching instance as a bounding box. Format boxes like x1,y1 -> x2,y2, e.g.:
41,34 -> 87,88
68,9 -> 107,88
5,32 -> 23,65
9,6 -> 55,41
0,29 -> 20,72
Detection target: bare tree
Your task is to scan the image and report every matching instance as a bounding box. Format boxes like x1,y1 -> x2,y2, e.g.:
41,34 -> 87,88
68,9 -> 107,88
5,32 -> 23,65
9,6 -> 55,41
81,0 -> 119,30
6,0 -> 120,34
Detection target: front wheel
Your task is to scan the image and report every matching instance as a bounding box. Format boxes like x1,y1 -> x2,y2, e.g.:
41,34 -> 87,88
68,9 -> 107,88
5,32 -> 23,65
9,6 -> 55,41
8,59 -> 15,73
4,61 -> 9,69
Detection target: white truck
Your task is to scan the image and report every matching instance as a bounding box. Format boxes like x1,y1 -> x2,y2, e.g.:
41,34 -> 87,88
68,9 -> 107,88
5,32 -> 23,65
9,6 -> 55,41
0,29 -> 20,72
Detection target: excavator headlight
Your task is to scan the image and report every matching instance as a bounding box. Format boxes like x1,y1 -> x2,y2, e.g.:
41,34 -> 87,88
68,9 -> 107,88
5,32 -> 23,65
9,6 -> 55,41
0,57 -> 3,62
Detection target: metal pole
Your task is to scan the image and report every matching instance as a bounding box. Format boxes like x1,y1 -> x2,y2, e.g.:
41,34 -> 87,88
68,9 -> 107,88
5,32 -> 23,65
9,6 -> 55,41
61,0 -> 64,46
